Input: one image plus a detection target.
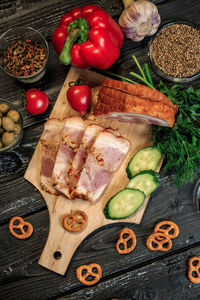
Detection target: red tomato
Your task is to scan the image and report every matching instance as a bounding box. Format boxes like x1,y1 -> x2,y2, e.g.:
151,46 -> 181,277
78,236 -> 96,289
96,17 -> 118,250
25,89 -> 50,115
67,84 -> 91,115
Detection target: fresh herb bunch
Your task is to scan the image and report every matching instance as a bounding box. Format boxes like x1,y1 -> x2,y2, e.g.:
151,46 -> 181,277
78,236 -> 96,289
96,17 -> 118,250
105,56 -> 200,186
152,82 -> 200,186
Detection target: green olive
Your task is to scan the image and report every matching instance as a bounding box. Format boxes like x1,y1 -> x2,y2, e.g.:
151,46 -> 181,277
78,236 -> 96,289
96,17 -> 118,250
7,110 -> 20,122
2,132 -> 15,147
0,128 -> 4,135
2,117 -> 15,132
14,123 -> 21,135
0,103 -> 9,113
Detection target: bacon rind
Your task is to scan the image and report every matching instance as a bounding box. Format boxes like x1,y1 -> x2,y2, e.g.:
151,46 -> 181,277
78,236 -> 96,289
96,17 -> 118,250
102,80 -> 177,108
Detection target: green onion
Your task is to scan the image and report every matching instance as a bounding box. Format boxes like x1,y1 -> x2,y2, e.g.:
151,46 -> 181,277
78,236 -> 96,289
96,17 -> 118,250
130,55 -> 155,89
104,55 -> 155,89
144,63 -> 155,88
104,71 -> 138,85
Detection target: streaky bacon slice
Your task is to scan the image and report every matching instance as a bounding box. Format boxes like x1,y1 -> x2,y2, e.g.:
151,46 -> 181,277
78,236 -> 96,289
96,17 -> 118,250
71,130 -> 131,203
51,116 -> 86,197
66,123 -> 104,198
40,118 -> 65,194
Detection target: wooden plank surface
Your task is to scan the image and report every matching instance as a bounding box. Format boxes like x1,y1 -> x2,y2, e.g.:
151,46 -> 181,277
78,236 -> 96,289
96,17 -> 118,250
0,0 -> 200,299
1,176 -> 200,299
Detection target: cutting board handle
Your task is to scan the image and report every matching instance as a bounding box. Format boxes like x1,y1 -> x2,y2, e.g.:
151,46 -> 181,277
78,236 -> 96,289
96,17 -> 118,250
38,195 -> 99,275
38,198 -> 69,275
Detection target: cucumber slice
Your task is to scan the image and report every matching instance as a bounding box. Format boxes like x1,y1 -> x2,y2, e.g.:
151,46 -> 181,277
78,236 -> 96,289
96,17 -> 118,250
126,170 -> 160,196
104,188 -> 145,220
126,146 -> 162,178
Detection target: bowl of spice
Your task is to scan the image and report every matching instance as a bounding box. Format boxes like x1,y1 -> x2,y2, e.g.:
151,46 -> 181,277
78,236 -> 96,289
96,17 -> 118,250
148,21 -> 200,83
0,99 -> 23,152
0,27 -> 49,83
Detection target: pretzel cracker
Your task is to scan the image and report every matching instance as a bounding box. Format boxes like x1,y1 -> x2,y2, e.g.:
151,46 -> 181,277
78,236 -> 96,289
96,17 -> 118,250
9,216 -> 33,239
76,263 -> 102,285
116,228 -> 137,254
188,256 -> 200,284
146,232 -> 172,252
154,220 -> 179,240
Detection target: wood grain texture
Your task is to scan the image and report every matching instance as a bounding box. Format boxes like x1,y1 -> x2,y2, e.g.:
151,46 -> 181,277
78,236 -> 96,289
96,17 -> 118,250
0,0 -> 200,299
57,244 -> 200,300
1,176 -> 200,299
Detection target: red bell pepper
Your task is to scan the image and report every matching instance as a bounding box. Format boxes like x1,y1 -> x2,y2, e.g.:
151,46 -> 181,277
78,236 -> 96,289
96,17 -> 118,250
52,5 -> 123,69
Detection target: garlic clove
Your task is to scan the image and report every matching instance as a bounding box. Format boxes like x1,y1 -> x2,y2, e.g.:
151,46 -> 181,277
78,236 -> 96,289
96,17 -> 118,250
137,21 -> 152,36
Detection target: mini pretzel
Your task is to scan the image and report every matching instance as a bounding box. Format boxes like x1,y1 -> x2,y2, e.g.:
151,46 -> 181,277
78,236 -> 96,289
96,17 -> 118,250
63,211 -> 87,232
76,263 -> 102,285
116,227 -> 136,254
9,216 -> 33,239
154,220 -> 179,240
188,256 -> 200,284
146,232 -> 172,252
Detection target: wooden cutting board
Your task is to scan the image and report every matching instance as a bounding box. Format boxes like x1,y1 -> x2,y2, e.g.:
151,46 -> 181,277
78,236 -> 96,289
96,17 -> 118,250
24,66 -> 161,275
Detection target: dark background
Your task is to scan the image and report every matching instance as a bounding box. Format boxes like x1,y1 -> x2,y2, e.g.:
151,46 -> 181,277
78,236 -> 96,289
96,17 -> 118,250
0,0 -> 200,299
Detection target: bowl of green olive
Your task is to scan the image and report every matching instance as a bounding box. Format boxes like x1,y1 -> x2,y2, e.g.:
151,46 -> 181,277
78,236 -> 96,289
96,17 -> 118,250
0,99 -> 23,152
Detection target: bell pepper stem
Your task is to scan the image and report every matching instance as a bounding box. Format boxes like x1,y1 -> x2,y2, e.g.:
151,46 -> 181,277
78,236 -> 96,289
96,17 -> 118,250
59,26 -> 81,65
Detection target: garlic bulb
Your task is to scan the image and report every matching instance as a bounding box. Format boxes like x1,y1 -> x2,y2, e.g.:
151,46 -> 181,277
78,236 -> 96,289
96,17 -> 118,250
119,0 -> 161,41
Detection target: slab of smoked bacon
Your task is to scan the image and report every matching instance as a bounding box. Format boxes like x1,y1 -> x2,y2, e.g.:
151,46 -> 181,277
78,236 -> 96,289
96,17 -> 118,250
94,80 -> 178,128
102,80 -> 176,108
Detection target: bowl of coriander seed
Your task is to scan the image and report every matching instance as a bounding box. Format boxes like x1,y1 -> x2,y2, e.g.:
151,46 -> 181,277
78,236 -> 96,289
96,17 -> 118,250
148,20 -> 200,83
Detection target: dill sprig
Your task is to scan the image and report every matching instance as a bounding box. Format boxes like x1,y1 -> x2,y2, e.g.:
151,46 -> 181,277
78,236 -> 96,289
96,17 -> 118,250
152,82 -> 200,186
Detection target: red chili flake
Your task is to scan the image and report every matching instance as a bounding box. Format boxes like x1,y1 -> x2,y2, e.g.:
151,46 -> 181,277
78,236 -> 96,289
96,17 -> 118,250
68,168 -> 73,175
3,39 -> 47,77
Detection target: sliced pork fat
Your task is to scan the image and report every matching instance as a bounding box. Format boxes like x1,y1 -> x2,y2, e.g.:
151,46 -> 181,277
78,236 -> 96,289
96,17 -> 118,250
71,130 -> 130,203
40,118 -> 64,194
90,131 -> 131,172
51,117 -> 86,197
66,123 -> 104,198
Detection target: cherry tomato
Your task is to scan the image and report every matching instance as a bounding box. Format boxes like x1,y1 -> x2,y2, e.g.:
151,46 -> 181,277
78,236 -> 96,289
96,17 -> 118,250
67,84 -> 91,115
25,89 -> 50,115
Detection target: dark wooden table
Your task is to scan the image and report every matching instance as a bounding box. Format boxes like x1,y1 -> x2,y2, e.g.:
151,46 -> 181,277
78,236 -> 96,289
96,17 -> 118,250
0,0 -> 200,299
